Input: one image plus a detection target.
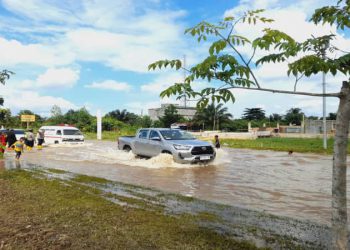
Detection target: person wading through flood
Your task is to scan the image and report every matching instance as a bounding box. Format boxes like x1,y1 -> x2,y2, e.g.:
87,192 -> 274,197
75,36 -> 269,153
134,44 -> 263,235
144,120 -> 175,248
0,132 -> 6,159
12,137 -> 25,160
6,129 -> 17,150
214,135 -> 221,149
36,129 -> 45,149
25,129 -> 35,150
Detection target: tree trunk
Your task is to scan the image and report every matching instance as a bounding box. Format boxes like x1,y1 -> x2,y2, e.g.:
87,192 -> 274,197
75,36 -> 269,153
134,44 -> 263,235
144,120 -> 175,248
332,81 -> 350,250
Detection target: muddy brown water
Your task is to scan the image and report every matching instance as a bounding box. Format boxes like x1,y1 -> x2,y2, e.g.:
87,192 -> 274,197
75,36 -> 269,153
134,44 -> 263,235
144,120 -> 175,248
3,140 -> 349,225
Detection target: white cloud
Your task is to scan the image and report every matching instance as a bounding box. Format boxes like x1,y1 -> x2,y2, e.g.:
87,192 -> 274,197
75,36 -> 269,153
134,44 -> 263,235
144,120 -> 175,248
85,80 -> 131,91
1,88 -> 77,115
0,1 -> 189,73
37,68 -> 79,88
16,67 -> 79,90
141,73 -> 183,93
0,37 -> 73,67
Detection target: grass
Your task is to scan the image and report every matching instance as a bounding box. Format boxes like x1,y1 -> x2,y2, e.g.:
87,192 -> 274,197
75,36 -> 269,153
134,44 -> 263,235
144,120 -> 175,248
0,169 -> 260,250
84,130 -> 137,141
220,137 -> 346,154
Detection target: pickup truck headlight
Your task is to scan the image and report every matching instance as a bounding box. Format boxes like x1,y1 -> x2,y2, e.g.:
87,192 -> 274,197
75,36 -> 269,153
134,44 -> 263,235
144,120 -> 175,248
173,144 -> 191,150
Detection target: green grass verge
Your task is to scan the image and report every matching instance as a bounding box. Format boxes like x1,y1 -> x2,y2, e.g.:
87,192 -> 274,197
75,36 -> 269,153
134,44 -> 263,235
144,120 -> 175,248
0,169 -> 260,250
85,130 -> 137,141
220,137 -> 347,154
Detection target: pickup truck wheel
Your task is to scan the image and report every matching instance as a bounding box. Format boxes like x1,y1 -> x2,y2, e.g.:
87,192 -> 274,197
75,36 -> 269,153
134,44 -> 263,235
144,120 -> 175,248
123,145 -> 131,152
162,150 -> 172,155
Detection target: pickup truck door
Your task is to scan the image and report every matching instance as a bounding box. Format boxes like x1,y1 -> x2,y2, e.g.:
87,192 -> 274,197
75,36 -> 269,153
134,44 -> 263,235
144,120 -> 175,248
146,130 -> 163,157
133,129 -> 149,156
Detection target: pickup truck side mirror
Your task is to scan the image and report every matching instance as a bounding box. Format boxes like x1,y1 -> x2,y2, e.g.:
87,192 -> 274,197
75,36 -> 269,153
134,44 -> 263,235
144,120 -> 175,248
150,136 -> 161,141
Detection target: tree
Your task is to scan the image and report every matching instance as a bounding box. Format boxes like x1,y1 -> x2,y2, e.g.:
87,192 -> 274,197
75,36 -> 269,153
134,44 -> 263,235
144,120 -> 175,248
0,109 -> 13,128
284,108 -> 304,125
0,70 -> 13,106
307,116 -> 319,120
158,104 -> 183,128
194,103 -> 232,130
51,105 -> 62,117
242,108 -> 265,120
63,107 -> 93,131
269,113 -> 282,122
328,112 -> 337,120
137,115 -> 153,128
149,2 -> 350,248
106,109 -> 138,124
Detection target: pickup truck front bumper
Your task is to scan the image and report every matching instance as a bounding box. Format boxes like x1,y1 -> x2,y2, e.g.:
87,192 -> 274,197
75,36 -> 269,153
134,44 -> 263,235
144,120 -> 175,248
175,150 -> 216,164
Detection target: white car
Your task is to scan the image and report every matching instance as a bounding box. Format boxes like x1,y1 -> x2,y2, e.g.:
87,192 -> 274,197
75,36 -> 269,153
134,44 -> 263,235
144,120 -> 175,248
39,125 -> 84,144
0,129 -> 25,140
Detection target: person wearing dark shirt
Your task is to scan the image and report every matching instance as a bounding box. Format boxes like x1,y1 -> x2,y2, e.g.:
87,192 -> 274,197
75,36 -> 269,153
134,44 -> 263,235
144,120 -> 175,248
6,129 -> 17,149
214,135 -> 220,149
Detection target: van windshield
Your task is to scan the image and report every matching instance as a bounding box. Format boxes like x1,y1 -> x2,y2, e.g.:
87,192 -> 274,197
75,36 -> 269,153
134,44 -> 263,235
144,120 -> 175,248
63,129 -> 82,135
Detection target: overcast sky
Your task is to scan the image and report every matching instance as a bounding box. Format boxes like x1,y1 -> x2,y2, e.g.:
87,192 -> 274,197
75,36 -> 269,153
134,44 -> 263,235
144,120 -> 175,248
0,0 -> 349,118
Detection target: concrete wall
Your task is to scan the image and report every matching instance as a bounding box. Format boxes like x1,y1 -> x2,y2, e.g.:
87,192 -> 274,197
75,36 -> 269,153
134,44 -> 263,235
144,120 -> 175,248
191,131 -> 258,139
304,119 -> 335,134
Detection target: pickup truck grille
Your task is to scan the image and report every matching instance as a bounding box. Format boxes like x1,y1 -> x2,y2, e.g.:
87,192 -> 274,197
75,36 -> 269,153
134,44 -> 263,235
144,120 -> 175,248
191,146 -> 214,155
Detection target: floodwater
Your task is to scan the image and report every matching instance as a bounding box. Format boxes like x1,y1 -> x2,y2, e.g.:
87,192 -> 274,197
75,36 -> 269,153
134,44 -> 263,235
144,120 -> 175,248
3,140 -> 349,225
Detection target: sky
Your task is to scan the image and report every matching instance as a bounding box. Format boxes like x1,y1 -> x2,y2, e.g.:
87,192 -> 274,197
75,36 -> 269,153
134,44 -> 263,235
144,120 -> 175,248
0,0 -> 349,118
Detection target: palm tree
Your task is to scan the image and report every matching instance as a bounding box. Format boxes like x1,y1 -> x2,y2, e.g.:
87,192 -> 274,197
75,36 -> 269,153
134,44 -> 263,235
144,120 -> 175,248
106,109 -> 129,122
194,103 -> 232,130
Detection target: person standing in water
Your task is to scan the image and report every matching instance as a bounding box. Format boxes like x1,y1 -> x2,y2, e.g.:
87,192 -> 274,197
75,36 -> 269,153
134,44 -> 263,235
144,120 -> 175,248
12,137 -> 25,160
36,129 -> 45,149
0,132 -> 6,159
6,129 -> 16,149
25,129 -> 35,150
214,135 -> 220,149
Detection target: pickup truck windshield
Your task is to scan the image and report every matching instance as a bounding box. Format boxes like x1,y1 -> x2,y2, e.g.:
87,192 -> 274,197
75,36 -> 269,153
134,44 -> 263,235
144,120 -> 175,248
160,130 -> 195,140
63,129 -> 82,135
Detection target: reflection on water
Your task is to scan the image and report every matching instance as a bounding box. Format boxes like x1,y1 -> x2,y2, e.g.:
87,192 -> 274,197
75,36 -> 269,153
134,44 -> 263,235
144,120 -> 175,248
2,140 -> 348,225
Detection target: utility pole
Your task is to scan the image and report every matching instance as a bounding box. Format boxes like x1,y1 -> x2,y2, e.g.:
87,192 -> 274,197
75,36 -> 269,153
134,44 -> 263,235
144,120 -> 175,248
183,54 -> 187,108
322,42 -> 329,149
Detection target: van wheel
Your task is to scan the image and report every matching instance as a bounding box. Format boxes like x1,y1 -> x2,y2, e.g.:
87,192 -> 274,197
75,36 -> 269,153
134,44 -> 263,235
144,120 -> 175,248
54,141 -> 59,144
162,150 -> 172,155
123,145 -> 131,152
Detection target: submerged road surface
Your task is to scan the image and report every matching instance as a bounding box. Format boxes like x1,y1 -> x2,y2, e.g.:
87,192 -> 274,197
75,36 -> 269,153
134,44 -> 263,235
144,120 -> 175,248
4,140 -> 349,225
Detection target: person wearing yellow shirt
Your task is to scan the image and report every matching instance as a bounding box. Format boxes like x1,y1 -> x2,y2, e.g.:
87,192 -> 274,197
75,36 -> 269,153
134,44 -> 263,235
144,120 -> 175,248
12,137 -> 25,160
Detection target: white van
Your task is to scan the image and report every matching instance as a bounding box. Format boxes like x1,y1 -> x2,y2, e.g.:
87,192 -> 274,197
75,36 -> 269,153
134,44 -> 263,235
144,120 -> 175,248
39,125 -> 85,144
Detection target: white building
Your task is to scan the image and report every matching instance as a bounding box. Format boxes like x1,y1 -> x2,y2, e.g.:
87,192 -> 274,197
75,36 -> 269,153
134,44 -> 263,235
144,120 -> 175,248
148,104 -> 196,121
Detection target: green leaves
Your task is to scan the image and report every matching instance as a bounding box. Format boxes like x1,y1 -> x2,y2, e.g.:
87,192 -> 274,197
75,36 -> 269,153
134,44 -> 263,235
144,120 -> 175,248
253,29 -> 296,51
312,1 -> 350,29
209,40 -> 227,55
149,4 -> 350,109
242,9 -> 274,25
0,70 -> 14,85
148,60 -> 182,71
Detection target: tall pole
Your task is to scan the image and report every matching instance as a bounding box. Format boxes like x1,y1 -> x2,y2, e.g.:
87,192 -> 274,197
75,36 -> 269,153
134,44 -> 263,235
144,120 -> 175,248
322,43 -> 328,149
183,54 -> 187,108
97,110 -> 102,140
323,71 -> 327,149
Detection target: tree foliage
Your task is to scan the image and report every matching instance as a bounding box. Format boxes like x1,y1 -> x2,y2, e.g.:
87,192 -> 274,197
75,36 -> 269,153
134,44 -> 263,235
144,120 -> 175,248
158,105 -> 184,128
284,108 -> 304,125
193,103 -> 233,130
242,108 -> 265,120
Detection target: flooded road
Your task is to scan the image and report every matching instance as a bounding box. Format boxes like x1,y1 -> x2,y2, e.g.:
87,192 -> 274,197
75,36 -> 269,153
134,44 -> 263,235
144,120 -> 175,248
3,140 -> 349,225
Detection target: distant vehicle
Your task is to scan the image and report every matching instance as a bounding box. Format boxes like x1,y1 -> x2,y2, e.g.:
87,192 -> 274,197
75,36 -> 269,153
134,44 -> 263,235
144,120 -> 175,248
118,128 -> 216,164
170,123 -> 188,130
0,129 -> 25,140
39,125 -> 84,144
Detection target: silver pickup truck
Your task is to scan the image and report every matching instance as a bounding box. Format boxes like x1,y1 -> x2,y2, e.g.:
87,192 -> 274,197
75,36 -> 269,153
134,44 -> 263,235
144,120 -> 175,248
118,128 -> 216,164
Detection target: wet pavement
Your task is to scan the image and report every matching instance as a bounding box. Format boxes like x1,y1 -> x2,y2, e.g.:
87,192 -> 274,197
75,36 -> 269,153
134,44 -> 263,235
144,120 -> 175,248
3,140 -> 349,225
